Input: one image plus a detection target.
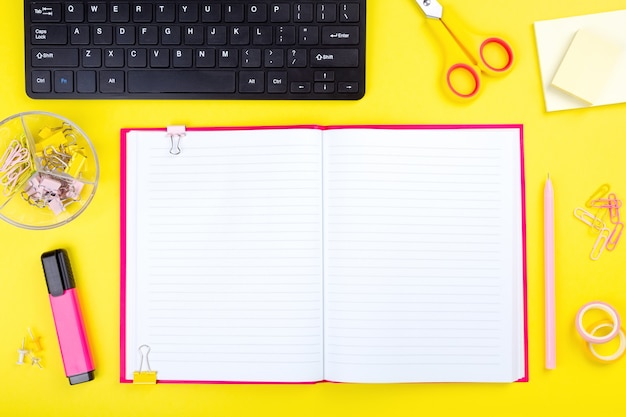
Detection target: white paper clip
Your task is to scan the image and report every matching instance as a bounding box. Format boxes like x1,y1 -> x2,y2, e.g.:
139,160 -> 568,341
574,207 -> 605,231
166,125 -> 186,155
591,227 -> 611,260
133,345 -> 157,384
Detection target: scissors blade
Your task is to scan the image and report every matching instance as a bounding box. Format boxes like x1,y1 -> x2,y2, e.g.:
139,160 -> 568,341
416,0 -> 443,19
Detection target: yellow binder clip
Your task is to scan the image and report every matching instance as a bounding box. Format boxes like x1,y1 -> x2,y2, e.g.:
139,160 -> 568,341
133,345 -> 157,384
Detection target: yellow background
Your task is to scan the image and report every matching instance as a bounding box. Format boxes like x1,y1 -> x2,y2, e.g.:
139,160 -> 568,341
2,1 -> 626,415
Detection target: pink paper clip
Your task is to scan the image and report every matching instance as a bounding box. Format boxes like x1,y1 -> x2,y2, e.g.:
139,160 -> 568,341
606,222 -> 624,251
607,193 -> 622,224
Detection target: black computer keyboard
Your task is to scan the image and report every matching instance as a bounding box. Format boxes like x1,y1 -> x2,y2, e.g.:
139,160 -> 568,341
25,1 -> 366,99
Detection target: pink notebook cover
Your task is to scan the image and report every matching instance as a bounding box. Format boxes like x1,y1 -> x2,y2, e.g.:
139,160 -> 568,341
120,124 -> 528,384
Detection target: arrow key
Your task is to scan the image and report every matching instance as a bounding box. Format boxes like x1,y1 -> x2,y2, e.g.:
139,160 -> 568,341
338,82 -> 359,93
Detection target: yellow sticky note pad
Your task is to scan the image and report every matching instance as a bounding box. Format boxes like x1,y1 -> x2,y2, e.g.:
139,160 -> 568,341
550,29 -> 623,105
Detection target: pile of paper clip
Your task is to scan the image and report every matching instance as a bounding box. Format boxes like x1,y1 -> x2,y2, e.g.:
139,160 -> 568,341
0,137 -> 32,197
0,123 -> 89,216
574,184 -> 623,260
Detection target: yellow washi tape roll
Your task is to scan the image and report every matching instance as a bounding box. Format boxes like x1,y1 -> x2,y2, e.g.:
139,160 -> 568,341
584,321 -> 626,363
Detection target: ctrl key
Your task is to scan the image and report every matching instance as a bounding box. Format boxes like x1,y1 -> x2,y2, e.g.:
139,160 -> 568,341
32,70 -> 52,93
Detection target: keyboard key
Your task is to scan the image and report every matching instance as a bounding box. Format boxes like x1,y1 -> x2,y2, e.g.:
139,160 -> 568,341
156,4 -> 176,22
81,48 -> 102,67
150,48 -> 170,67
116,26 -> 136,45
179,4 -> 199,22
299,26 -> 319,45
271,4 -> 290,23
77,70 -> 97,92
100,70 -> 125,93
218,49 -> 238,67
339,3 -> 360,22
93,25 -> 113,44
315,71 -> 334,81
267,71 -> 287,93
264,49 -> 283,67
172,49 -> 193,68
32,48 -> 79,67
138,26 -> 158,44
314,82 -> 334,93
338,81 -> 358,93
71,25 -> 90,44
65,3 -> 85,23
127,70 -> 236,93
195,48 -> 216,67
32,25 -> 68,45
239,71 -> 264,93
87,2 -> 107,23
110,3 -> 130,22
162,26 -> 182,45
317,4 -> 337,22
207,26 -> 227,45
322,26 -> 359,45
242,48 -> 262,67
184,25 -> 204,45
104,48 -> 124,67
133,4 -> 153,22
202,4 -> 221,22
31,3 -> 62,23
248,4 -> 268,23
291,81 -> 311,93
127,48 -> 147,67
31,70 -> 52,92
54,70 -> 74,92
311,48 -> 358,67
294,4 -> 314,22
225,4 -> 244,23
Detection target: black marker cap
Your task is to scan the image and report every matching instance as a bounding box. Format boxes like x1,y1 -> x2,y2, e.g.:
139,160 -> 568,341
41,249 -> 76,297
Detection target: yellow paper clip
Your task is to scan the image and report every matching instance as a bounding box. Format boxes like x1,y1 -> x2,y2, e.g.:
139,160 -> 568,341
586,184 -> 610,208
35,130 -> 68,154
133,345 -> 157,384
64,151 -> 87,178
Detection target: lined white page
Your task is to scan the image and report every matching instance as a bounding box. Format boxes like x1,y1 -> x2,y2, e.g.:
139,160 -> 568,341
322,127 -> 524,383
125,129 -> 324,382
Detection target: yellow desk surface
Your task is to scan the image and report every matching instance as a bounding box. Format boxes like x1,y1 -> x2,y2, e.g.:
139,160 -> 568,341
3,1 -> 626,416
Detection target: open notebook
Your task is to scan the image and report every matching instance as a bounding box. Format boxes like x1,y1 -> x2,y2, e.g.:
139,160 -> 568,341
120,125 -> 527,384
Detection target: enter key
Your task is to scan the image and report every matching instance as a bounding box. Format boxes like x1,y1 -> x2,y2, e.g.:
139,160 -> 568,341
322,26 -> 360,45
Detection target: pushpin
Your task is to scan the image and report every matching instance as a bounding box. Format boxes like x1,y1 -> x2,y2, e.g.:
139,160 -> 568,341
28,328 -> 43,353
17,338 -> 29,365
29,354 -> 43,369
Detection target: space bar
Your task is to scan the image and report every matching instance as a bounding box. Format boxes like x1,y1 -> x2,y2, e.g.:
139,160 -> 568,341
128,70 -> 236,93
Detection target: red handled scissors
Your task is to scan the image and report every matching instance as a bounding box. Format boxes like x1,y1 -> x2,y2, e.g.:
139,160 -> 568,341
416,0 -> 514,99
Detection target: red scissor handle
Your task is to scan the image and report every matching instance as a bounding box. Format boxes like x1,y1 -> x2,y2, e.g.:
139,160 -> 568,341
446,63 -> 481,99
479,37 -> 514,73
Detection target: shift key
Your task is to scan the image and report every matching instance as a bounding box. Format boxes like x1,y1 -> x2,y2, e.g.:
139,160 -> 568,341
311,49 -> 358,68
32,48 -> 79,67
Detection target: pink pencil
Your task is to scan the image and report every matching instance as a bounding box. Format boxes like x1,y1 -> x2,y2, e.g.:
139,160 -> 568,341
544,175 -> 556,369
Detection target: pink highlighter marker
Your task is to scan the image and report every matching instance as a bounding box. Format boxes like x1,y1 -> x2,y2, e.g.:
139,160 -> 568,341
41,249 -> 95,385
